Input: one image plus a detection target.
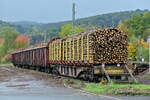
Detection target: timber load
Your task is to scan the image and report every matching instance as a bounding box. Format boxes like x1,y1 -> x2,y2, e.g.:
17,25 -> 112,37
48,28 -> 128,65
89,28 -> 128,64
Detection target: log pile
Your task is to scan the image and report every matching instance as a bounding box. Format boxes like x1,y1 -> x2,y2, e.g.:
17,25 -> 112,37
49,28 -> 128,65
89,28 -> 128,64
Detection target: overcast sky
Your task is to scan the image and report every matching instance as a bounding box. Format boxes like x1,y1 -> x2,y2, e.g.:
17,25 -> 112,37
0,0 -> 150,23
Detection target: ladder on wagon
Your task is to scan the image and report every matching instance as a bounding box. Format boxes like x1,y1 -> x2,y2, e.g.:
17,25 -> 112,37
101,64 -> 138,83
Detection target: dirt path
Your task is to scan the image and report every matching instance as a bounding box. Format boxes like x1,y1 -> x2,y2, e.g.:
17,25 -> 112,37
0,65 -> 64,87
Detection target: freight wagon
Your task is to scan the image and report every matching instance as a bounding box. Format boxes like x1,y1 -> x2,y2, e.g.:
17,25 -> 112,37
11,28 -> 135,82
12,44 -> 48,71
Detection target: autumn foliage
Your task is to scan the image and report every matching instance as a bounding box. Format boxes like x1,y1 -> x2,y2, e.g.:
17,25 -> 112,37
0,38 -> 5,44
15,34 -> 31,49
128,43 -> 138,60
128,39 -> 149,61
140,39 -> 149,48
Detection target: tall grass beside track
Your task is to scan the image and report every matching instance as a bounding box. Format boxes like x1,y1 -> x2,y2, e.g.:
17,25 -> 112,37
0,62 -> 13,66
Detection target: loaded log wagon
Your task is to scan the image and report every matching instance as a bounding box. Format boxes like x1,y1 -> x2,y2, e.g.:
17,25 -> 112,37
12,28 -> 133,82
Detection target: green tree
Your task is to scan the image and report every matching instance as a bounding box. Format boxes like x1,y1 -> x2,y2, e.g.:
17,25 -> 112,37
143,26 -> 150,39
123,14 -> 143,35
119,24 -> 134,36
0,44 -> 5,61
0,27 -> 20,53
121,12 -> 150,61
142,47 -> 149,61
60,24 -> 86,37
122,12 -> 150,39
129,35 -> 139,44
143,12 -> 150,27
128,35 -> 139,60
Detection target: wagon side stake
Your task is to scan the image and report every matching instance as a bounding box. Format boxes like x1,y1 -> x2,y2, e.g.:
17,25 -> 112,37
101,64 -> 112,83
124,64 -> 138,83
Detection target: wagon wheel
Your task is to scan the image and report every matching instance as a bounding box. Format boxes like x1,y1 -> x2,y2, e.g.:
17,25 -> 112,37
82,71 -> 94,82
88,72 -> 95,82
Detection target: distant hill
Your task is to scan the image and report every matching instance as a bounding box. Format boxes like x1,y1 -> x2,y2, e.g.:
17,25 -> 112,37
0,20 -> 13,28
12,21 -> 42,26
40,9 -> 149,31
11,21 -> 42,34
10,9 -> 149,34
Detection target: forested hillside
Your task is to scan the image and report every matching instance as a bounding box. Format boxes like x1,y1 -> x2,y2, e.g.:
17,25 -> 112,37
0,21 -> 13,29
40,9 -> 148,35
0,9 -> 149,44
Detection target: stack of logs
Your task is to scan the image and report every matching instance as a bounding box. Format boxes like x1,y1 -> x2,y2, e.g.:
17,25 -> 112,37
89,28 -> 128,64
48,28 -> 128,65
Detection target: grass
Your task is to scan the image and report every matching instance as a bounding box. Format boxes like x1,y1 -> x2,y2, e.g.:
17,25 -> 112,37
83,83 -> 150,96
0,62 -> 13,66
63,78 -> 86,89
145,74 -> 150,79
